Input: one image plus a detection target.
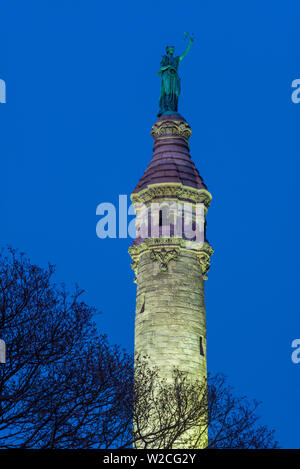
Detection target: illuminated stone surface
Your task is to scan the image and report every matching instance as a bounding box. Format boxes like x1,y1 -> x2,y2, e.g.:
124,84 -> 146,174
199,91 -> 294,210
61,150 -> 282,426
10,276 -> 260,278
130,114 -> 213,448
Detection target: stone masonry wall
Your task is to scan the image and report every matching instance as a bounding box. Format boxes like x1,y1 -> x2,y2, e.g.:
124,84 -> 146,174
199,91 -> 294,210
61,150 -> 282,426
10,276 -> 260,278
134,247 -> 207,381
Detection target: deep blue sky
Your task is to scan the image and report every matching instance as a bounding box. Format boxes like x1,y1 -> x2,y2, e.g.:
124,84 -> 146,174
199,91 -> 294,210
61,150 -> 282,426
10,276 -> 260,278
1,0 -> 299,448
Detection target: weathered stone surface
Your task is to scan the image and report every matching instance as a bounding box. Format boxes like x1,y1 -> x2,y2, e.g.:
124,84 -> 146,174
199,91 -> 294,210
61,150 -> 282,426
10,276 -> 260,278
134,249 -> 207,380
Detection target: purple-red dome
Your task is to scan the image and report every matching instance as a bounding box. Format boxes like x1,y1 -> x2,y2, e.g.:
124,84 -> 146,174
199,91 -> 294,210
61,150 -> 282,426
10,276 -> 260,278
133,114 -> 207,193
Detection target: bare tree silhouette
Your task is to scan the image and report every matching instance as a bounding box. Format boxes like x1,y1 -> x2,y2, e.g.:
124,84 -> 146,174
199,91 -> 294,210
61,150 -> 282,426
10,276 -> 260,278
0,248 -> 278,449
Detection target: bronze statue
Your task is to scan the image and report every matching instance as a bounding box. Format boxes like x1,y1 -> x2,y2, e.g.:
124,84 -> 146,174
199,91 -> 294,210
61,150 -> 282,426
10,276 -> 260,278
158,33 -> 194,117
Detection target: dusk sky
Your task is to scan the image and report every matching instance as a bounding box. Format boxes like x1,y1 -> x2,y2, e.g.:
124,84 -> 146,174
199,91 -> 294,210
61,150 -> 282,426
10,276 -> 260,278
1,1 -> 299,448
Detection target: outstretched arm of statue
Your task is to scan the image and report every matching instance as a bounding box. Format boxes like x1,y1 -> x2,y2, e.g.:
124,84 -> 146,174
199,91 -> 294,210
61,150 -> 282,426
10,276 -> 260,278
179,35 -> 194,62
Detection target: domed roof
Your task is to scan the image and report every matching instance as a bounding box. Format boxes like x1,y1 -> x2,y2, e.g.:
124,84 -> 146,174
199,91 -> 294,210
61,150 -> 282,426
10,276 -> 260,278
133,114 -> 207,193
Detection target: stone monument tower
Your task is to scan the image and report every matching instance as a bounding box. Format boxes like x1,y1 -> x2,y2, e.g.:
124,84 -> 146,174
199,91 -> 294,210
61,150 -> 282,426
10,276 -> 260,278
129,37 -> 213,448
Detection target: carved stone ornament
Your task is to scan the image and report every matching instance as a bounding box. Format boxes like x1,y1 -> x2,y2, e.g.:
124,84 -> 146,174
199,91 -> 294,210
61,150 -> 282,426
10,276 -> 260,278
129,238 -> 183,280
130,256 -> 139,283
151,119 -> 192,141
129,238 -> 213,281
131,183 -> 212,208
196,243 -> 214,280
150,246 -> 180,272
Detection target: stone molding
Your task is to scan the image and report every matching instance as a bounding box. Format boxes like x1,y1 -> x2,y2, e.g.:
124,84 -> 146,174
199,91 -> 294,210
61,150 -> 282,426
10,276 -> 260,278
150,119 -> 192,141
131,183 -> 212,208
129,238 -> 213,281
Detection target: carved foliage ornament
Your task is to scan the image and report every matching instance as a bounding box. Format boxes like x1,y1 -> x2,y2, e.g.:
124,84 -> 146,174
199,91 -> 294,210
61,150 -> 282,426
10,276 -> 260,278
129,239 -> 213,280
197,244 -> 214,280
150,247 -> 180,272
151,120 -> 192,141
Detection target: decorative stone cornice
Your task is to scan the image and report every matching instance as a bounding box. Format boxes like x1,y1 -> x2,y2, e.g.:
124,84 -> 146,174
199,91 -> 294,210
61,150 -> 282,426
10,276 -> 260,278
129,238 -> 183,281
129,238 -> 213,281
147,237 -> 184,248
131,183 -> 212,208
151,119 -> 192,141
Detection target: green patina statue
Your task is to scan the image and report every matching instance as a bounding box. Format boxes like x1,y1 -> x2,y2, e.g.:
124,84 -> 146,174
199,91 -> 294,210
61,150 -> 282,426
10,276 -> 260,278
158,33 -> 194,117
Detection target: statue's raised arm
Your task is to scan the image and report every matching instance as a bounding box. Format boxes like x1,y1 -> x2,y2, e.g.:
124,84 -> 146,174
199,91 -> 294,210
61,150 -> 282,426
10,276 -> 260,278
179,38 -> 193,62
179,33 -> 194,62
